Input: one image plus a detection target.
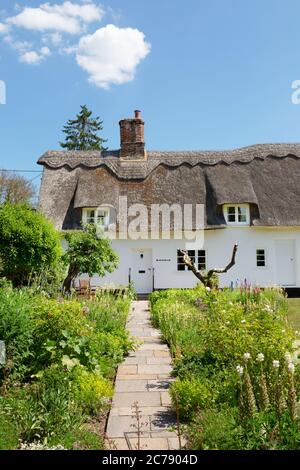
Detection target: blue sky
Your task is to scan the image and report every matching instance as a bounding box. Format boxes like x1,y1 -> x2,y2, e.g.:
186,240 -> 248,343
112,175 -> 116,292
1,0 -> 300,180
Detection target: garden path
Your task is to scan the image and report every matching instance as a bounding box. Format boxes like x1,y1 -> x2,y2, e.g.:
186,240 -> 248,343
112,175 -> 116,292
106,300 -> 181,450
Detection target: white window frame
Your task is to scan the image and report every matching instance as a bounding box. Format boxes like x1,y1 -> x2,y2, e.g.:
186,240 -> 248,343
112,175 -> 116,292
177,249 -> 206,272
82,207 -> 110,229
256,248 -> 267,268
223,204 -> 250,225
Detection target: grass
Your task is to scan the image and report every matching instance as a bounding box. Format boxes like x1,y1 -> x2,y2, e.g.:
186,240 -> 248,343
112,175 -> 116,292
287,298 -> 300,331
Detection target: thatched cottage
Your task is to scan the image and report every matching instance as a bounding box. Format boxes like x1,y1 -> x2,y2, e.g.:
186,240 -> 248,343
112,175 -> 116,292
38,110 -> 300,293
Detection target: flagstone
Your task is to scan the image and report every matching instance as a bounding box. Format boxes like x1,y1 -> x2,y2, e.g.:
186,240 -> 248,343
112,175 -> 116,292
115,380 -> 148,393
106,300 -> 179,449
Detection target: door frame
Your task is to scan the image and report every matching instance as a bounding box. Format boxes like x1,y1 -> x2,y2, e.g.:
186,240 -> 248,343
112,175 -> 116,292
130,248 -> 153,294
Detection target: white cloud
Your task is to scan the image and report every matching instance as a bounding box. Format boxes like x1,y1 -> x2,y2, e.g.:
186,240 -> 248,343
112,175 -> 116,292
40,46 -> 51,56
6,1 -> 104,35
19,45 -> 51,64
3,35 -> 32,52
76,24 -> 151,88
42,32 -> 63,46
0,23 -> 10,34
0,4 -> 151,85
19,50 -> 43,64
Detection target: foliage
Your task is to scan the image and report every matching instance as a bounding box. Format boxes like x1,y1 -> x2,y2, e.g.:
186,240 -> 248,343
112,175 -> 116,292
0,287 -> 35,382
48,427 -> 103,450
60,105 -> 108,151
0,203 -> 62,286
150,285 -> 300,449
187,407 -> 243,450
0,170 -> 35,205
0,284 -> 131,449
62,224 -> 119,292
170,377 -> 215,420
0,413 -> 19,450
71,367 -> 113,414
0,382 -> 82,443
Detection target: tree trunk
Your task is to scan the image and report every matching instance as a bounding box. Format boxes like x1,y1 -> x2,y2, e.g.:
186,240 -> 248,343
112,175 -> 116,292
179,244 -> 238,288
62,265 -> 78,293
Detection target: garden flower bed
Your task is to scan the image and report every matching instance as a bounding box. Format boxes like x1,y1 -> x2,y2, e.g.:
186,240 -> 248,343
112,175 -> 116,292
150,285 -> 300,450
0,281 -> 133,450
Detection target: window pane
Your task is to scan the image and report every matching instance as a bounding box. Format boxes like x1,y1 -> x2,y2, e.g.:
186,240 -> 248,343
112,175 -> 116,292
177,250 -> 186,271
227,207 -> 236,222
198,250 -> 206,269
86,209 -> 95,224
238,207 -> 247,222
256,249 -> 265,267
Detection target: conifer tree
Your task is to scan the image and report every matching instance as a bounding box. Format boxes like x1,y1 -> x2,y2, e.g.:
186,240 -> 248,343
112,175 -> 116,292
60,105 -> 108,151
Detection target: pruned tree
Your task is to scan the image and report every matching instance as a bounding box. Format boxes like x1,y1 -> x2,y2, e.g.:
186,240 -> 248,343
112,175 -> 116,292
0,171 -> 35,204
179,244 -> 238,288
62,224 -> 118,292
60,105 -> 108,151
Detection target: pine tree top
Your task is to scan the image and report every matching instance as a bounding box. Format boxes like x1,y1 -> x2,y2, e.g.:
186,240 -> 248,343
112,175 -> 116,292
60,105 -> 108,152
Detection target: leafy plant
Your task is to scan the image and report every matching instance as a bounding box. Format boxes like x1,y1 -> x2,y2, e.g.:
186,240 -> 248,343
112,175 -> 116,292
62,224 -> 118,292
0,203 -> 62,287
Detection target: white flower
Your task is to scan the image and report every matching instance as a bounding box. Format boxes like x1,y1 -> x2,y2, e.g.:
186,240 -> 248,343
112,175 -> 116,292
228,301 -> 233,306
281,329 -> 286,333
256,353 -> 265,362
243,352 -> 251,361
288,362 -> 295,374
236,365 -> 244,376
284,352 -> 292,363
241,319 -> 246,324
205,287 -> 211,292
225,321 -> 230,325
272,360 -> 280,369
263,305 -> 272,313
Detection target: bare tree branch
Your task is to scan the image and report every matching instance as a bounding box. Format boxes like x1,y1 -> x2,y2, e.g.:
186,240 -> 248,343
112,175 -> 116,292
179,244 -> 238,288
179,249 -> 206,284
207,243 -> 238,276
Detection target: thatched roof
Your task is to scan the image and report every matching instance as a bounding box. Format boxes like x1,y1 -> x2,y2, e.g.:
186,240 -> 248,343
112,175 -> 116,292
37,143 -> 300,230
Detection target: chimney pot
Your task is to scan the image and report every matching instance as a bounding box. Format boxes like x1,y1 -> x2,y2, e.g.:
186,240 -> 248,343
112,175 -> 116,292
135,110 -> 141,119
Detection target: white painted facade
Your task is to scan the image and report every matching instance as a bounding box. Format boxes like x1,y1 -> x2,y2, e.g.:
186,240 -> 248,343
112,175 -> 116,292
76,226 -> 300,293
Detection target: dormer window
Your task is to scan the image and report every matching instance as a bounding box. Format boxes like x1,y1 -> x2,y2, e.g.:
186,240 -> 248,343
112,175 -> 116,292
223,204 -> 250,225
83,207 -> 110,229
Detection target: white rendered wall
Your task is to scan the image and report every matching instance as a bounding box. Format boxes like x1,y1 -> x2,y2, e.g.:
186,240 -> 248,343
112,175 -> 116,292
76,227 -> 300,290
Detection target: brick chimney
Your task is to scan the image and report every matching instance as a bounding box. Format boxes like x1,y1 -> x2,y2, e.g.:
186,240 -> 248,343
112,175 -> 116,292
119,110 -> 146,160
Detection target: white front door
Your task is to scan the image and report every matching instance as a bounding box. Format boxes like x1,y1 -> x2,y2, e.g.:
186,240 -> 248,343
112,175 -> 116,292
275,240 -> 296,286
131,249 -> 153,294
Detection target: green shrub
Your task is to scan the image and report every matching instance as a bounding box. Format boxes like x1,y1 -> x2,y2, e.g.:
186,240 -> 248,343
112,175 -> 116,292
150,286 -> 298,449
0,203 -> 62,287
187,407 -> 243,450
0,286 -> 131,448
170,377 -> 216,420
71,367 -> 113,414
0,288 -> 35,382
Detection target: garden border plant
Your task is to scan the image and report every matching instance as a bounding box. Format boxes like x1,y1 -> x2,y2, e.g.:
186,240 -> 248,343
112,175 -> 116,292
150,284 -> 300,450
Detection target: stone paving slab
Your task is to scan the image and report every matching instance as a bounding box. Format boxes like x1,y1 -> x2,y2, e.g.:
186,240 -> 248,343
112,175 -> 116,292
106,300 -> 180,450
138,364 -> 173,375
118,373 -> 158,380
113,391 -> 162,407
